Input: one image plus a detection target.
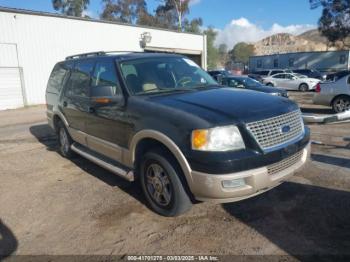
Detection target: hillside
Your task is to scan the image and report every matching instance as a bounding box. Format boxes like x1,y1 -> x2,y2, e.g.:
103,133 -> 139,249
298,29 -> 329,44
253,31 -> 329,56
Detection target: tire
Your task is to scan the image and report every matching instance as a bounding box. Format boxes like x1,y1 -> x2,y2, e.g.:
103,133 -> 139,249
299,83 -> 309,92
140,148 -> 192,217
266,83 -> 274,87
57,121 -> 75,158
332,96 -> 350,113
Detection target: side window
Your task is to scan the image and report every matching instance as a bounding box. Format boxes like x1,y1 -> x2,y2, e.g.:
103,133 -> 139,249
273,74 -> 285,79
47,63 -> 68,94
91,60 -> 121,97
285,74 -> 293,79
65,60 -> 94,98
229,79 -> 241,88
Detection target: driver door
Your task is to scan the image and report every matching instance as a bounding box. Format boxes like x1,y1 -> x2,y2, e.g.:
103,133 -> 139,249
85,58 -> 131,162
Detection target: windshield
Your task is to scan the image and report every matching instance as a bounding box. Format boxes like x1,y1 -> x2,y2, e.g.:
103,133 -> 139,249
119,57 -> 217,95
239,77 -> 262,88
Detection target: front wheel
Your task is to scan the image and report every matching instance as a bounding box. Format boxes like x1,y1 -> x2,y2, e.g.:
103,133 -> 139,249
140,149 -> 192,217
266,83 -> 274,87
299,83 -> 309,92
332,96 -> 350,113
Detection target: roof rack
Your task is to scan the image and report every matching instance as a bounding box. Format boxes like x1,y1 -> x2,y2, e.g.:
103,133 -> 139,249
65,51 -> 146,60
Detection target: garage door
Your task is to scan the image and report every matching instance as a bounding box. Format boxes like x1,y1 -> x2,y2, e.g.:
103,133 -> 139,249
0,68 -> 24,110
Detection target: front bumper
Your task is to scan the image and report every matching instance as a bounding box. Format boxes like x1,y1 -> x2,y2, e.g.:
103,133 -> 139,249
190,142 -> 310,203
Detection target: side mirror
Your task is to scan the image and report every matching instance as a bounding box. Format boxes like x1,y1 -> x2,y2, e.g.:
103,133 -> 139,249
90,86 -> 125,107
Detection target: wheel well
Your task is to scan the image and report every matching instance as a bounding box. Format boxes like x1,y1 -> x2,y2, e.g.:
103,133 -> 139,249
330,94 -> 350,106
134,138 -> 196,202
299,83 -> 308,88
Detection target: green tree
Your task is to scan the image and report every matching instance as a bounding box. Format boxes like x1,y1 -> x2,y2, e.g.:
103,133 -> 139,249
204,27 -> 220,70
183,17 -> 203,34
100,0 -> 148,24
52,0 -> 90,17
310,0 -> 350,48
229,42 -> 255,65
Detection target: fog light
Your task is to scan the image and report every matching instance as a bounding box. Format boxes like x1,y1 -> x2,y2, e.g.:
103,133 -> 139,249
222,178 -> 246,188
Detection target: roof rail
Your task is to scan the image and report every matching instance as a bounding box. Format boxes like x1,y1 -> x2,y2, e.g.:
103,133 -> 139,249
65,51 -> 106,60
65,51 -> 146,60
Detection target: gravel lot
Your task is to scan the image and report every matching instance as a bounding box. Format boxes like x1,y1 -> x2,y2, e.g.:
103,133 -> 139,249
1,92 -> 350,259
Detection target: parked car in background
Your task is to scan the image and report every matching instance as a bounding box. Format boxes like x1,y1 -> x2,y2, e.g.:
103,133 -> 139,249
221,76 -> 288,98
46,51 -> 310,216
325,70 -> 350,82
313,72 -> 350,113
292,69 -> 326,80
251,69 -> 293,77
208,69 -> 231,81
263,73 -> 320,92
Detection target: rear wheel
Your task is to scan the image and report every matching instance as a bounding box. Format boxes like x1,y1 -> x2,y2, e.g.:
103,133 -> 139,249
299,83 -> 309,92
57,121 -> 75,158
140,148 -> 192,217
266,83 -> 274,87
332,96 -> 350,113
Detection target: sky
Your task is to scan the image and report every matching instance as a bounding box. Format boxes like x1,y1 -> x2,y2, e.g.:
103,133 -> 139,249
0,0 -> 323,48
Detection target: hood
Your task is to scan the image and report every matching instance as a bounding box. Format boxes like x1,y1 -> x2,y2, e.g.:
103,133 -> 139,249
247,85 -> 286,94
145,87 -> 298,124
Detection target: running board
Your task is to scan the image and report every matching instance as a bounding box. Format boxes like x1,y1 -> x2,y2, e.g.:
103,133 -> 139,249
71,143 -> 134,182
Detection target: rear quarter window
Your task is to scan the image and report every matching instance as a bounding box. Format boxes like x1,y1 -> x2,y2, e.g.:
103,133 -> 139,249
47,63 -> 69,94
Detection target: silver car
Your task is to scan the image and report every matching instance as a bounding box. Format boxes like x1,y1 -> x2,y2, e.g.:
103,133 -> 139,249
313,72 -> 350,113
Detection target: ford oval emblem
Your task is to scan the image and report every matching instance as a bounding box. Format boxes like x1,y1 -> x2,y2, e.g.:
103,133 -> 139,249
281,125 -> 291,134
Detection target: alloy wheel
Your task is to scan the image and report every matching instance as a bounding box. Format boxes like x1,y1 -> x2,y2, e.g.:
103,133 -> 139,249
146,163 -> 172,206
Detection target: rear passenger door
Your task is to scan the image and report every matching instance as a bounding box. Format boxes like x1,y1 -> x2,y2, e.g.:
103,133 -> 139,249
61,59 -> 95,134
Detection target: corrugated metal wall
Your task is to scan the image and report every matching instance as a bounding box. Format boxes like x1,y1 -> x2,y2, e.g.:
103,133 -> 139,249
249,50 -> 350,72
0,9 -> 206,108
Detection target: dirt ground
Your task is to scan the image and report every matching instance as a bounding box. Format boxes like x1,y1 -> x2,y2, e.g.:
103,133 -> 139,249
1,92 -> 350,259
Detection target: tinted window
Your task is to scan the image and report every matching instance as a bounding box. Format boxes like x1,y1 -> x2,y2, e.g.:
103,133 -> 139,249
65,60 -> 94,97
47,63 -> 68,94
271,70 -> 283,75
273,74 -> 285,79
91,60 -> 121,97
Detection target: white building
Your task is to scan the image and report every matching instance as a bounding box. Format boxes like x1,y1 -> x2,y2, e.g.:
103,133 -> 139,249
0,7 -> 207,110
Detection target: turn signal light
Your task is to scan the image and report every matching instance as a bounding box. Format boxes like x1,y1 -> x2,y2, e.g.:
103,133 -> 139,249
192,129 -> 208,149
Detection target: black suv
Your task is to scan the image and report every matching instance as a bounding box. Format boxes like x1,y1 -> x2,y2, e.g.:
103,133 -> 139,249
46,52 -> 310,216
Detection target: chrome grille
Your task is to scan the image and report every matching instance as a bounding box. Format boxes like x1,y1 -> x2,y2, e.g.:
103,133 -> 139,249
267,150 -> 303,176
246,110 -> 304,150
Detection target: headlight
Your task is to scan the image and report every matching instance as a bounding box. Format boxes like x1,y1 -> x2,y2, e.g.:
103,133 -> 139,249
191,125 -> 245,151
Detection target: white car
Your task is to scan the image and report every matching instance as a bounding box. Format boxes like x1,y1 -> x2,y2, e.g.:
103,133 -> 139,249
263,73 -> 320,92
313,72 -> 350,113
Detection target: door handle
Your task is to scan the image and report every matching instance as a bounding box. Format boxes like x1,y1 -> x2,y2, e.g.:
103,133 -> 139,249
63,101 -> 68,107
